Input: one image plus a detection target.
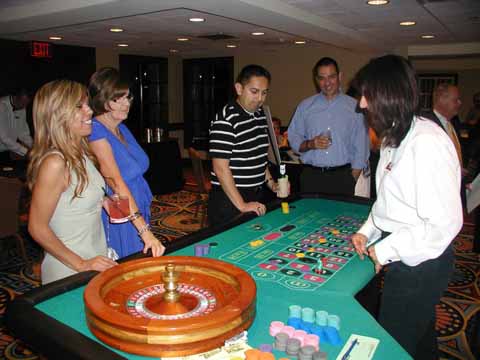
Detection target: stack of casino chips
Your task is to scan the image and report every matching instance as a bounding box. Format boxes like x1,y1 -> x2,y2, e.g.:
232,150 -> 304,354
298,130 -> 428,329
285,305 -> 342,346
194,244 -> 209,256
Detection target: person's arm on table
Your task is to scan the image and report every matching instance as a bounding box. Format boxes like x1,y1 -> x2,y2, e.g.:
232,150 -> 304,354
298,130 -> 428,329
212,158 -> 265,216
353,212 -> 382,259
90,139 -> 165,257
28,154 -> 117,272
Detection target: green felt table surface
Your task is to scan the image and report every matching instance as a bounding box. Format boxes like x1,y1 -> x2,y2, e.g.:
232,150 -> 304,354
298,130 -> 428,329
35,198 -> 412,359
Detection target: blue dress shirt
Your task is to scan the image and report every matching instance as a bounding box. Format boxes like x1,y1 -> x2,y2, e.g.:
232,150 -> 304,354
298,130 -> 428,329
288,92 -> 369,169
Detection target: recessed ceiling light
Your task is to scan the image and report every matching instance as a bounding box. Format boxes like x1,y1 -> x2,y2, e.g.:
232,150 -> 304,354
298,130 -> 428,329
177,37 -> 189,41
295,40 -> 306,44
169,49 -> 179,53
421,35 -> 435,39
189,17 -> 205,22
109,28 -> 124,33
49,36 -> 62,40
367,0 -> 389,5
117,43 -> 128,47
251,32 -> 265,36
226,44 -> 237,48
400,21 -> 416,26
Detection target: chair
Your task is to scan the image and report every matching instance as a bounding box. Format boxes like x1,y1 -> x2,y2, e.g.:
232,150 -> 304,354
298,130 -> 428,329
188,147 -> 210,228
0,177 -> 30,267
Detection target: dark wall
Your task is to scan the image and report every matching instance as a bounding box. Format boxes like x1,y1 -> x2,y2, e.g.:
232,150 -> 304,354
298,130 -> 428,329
0,38 -> 96,96
119,54 -> 168,140
183,57 -> 234,148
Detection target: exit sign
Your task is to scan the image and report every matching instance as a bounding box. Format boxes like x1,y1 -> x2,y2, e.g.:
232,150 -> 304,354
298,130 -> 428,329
30,41 -> 52,58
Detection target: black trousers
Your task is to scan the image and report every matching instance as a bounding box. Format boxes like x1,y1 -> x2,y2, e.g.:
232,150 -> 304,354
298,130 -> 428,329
300,165 -> 355,196
207,185 -> 266,226
379,245 -> 455,360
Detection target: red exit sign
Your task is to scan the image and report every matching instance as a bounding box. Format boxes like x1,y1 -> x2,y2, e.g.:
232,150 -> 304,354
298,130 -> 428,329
30,41 -> 52,58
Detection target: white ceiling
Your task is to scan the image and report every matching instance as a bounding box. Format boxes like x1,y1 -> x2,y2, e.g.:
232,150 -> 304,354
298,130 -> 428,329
0,0 -> 478,57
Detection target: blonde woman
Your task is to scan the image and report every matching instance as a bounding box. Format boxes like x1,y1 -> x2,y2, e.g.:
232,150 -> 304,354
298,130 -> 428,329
28,80 -> 117,285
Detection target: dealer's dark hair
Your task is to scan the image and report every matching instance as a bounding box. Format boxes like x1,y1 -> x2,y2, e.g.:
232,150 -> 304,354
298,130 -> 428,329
357,54 -> 419,148
236,64 -> 271,85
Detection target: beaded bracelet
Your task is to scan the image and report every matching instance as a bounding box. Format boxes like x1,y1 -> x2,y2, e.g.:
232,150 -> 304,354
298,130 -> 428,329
137,224 -> 151,236
128,211 -> 142,221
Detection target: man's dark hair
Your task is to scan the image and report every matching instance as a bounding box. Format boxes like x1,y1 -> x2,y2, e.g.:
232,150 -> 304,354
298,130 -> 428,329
356,54 -> 419,148
12,87 -> 31,98
313,57 -> 339,77
236,64 -> 271,85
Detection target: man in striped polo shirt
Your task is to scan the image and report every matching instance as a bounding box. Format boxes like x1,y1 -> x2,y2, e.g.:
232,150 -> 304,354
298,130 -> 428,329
208,65 -> 279,225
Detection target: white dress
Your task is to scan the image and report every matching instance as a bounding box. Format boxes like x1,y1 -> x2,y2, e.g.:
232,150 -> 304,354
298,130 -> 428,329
41,153 -> 107,284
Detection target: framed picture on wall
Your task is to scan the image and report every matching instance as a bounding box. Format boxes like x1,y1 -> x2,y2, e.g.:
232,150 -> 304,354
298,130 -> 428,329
418,73 -> 458,112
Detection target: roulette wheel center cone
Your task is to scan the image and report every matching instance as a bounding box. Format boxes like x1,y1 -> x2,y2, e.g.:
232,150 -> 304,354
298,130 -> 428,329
144,293 -> 198,315
144,263 -> 198,315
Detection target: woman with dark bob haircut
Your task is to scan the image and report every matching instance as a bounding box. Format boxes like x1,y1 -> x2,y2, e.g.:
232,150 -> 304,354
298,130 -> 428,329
352,55 -> 463,359
88,68 -> 165,258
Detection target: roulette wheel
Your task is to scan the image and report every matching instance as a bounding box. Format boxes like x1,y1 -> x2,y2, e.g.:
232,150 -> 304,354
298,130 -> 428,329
84,256 -> 256,357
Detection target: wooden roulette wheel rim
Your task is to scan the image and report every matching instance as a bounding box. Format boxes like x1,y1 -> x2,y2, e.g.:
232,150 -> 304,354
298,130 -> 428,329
84,256 -> 256,357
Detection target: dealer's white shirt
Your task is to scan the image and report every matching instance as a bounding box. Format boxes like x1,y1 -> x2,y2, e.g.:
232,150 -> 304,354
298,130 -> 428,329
358,116 -> 463,266
0,96 -> 32,156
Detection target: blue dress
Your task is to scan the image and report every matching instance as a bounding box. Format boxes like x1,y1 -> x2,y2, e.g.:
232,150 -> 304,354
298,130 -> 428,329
89,119 -> 153,258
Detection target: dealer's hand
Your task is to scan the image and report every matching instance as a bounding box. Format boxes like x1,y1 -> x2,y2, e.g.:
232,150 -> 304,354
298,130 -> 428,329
352,233 -> 368,260
368,246 -> 383,274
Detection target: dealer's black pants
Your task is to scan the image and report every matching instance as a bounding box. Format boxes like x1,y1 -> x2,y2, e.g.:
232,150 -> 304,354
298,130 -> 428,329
379,245 -> 455,360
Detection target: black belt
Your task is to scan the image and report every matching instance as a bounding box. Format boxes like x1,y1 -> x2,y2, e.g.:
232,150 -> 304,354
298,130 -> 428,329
305,163 -> 350,172
211,184 -> 264,193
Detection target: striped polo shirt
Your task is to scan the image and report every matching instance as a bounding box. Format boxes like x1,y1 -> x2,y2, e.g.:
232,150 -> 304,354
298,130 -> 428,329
209,101 -> 269,188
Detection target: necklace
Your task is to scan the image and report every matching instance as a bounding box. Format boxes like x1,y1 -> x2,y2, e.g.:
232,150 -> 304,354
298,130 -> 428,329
98,115 -> 124,141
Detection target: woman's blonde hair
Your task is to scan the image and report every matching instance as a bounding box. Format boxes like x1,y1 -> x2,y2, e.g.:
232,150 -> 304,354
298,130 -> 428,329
27,79 -> 97,198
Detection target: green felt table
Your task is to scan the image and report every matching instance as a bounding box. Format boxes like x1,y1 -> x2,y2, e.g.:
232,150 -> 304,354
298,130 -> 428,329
7,195 -> 412,360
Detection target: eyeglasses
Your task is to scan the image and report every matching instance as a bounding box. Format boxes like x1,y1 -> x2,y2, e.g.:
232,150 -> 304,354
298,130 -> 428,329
113,93 -> 134,104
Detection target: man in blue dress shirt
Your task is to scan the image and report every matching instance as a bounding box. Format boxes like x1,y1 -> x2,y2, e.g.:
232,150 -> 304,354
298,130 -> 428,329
288,57 -> 369,196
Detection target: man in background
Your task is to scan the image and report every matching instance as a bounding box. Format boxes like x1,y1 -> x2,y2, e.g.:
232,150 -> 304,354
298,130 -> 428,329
423,83 -> 463,166
288,57 -> 369,196
0,88 -> 32,163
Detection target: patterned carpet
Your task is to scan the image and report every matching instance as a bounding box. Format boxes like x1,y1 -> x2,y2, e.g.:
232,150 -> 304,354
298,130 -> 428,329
0,191 -> 478,359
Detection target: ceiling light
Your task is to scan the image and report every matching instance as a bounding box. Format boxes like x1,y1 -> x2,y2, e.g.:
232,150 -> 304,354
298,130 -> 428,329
117,43 -> 128,47
109,28 -> 124,33
295,40 -> 306,44
169,49 -> 179,53
421,35 -> 435,39
177,37 -> 189,41
49,36 -> 62,40
400,21 -> 416,26
251,32 -> 265,36
367,0 -> 389,5
226,44 -> 237,48
189,17 -> 205,22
